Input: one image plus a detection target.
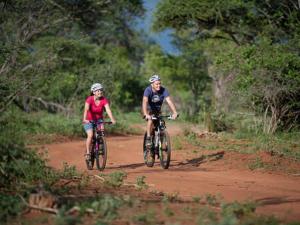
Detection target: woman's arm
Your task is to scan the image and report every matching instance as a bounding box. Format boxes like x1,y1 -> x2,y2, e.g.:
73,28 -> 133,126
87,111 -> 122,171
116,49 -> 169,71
104,104 -> 116,124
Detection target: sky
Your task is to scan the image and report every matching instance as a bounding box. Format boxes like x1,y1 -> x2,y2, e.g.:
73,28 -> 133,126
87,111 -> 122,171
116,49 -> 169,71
137,0 -> 178,54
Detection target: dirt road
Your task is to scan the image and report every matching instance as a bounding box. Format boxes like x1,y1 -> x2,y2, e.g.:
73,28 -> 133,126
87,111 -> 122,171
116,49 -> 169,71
44,127 -> 300,222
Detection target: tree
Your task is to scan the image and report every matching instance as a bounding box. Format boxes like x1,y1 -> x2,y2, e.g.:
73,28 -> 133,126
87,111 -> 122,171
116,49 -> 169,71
0,0 -> 146,113
153,0 -> 300,45
152,0 -> 300,132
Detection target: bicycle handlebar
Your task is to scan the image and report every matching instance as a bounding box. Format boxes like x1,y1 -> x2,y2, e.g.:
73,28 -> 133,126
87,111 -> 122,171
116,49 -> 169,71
89,120 -> 113,125
144,114 -> 179,121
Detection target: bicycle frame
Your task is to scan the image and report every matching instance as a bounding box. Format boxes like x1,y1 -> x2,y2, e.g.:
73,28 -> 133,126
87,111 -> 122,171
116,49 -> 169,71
143,114 -> 174,169
151,115 -> 168,149
90,121 -> 106,150
86,120 -> 112,171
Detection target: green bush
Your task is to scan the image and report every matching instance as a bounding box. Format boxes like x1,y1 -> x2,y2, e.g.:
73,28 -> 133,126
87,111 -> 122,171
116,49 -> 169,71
0,194 -> 24,222
0,119 -> 47,188
100,171 -> 127,188
205,111 -> 234,132
0,116 -> 58,223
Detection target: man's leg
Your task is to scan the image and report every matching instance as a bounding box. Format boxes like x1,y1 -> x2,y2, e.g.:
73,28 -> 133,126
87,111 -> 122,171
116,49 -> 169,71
146,119 -> 153,147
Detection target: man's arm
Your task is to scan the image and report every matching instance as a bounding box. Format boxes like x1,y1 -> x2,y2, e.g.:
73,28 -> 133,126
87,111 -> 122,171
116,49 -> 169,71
82,102 -> 90,123
165,96 -> 178,119
142,96 -> 151,119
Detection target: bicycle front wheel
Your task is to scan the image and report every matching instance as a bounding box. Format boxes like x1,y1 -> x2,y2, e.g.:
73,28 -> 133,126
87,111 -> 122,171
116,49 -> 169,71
86,143 -> 95,170
159,130 -> 171,169
96,137 -> 107,171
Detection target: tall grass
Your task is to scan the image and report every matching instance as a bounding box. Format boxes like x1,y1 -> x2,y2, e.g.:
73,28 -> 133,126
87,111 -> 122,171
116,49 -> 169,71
199,111 -> 300,161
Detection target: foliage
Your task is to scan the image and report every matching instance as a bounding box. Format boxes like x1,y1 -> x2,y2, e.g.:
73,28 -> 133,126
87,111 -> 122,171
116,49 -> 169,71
153,0 -> 300,133
135,175 -> 149,190
0,109 -> 83,144
248,157 -> 265,170
77,195 -> 125,221
0,113 -> 82,223
101,171 -> 127,188
132,209 -> 157,225
0,194 -> 24,222
154,0 -> 300,45
235,40 -> 300,133
0,0 -> 146,114
205,111 -> 234,132
0,118 -> 52,189
221,201 -> 256,218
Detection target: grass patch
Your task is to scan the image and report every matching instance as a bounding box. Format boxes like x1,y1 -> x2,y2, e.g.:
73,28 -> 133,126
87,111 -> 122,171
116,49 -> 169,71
7,110 -> 145,145
135,175 -> 149,190
99,171 -> 127,188
132,209 -> 157,225
182,124 -> 300,162
248,157 -> 265,170
223,130 -> 300,161
172,135 -> 184,150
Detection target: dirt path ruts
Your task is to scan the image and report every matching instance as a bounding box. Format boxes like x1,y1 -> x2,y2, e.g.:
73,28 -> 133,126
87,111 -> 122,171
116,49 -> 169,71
44,129 -> 300,222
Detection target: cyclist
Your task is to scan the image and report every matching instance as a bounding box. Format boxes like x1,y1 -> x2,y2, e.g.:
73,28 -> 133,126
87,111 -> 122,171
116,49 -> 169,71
82,83 -> 116,160
142,74 -> 178,147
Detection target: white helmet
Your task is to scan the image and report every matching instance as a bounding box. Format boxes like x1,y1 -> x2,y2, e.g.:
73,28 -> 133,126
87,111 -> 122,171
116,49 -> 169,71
149,74 -> 161,83
90,83 -> 103,92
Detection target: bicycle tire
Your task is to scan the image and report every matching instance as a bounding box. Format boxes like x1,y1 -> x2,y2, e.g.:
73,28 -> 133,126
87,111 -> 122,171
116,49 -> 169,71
159,130 -> 171,169
143,132 -> 155,167
96,136 -> 107,171
86,143 -> 95,170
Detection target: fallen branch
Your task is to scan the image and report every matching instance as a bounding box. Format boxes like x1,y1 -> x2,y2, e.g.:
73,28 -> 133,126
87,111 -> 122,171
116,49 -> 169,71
67,206 -> 94,215
93,174 -> 106,182
18,195 -> 58,214
27,95 -> 71,114
292,173 -> 300,177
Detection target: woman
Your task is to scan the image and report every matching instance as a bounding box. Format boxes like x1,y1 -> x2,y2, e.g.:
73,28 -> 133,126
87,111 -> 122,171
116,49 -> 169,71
82,83 -> 116,159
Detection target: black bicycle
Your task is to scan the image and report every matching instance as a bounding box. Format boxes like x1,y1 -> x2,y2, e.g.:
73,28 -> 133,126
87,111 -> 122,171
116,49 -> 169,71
85,120 -> 112,171
143,114 -> 177,169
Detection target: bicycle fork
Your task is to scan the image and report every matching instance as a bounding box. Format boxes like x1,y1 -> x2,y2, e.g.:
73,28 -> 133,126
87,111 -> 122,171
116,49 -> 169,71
153,130 -> 162,157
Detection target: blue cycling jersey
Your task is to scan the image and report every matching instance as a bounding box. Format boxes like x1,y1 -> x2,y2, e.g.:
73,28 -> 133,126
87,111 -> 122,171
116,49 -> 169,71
143,85 -> 169,113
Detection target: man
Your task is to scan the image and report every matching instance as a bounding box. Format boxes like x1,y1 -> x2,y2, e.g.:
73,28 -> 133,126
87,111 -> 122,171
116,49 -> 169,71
142,74 -> 178,146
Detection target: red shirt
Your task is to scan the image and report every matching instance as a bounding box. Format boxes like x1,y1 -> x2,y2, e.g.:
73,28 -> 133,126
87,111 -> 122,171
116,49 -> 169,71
85,96 -> 108,121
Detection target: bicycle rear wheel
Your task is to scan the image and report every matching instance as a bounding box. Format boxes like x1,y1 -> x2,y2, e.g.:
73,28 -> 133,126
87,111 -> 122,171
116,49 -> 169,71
96,136 -> 107,171
143,132 -> 155,167
159,130 -> 171,169
85,143 -> 95,170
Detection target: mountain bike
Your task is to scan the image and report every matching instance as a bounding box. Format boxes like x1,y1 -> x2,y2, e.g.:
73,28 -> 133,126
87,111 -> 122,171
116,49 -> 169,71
143,114 -> 178,169
85,120 -> 112,171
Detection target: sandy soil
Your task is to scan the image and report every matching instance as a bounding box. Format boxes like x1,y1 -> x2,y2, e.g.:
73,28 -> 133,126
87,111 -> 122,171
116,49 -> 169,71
43,125 -> 300,222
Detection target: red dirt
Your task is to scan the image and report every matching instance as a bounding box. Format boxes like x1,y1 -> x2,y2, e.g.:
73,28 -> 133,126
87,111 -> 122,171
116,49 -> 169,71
43,126 -> 300,222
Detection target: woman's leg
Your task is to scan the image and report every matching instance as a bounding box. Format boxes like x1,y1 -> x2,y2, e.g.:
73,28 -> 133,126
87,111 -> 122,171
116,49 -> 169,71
85,129 -> 93,155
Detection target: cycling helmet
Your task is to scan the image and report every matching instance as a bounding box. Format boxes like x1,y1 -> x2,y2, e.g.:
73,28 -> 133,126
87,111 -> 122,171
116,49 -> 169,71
149,74 -> 161,83
90,83 -> 103,92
